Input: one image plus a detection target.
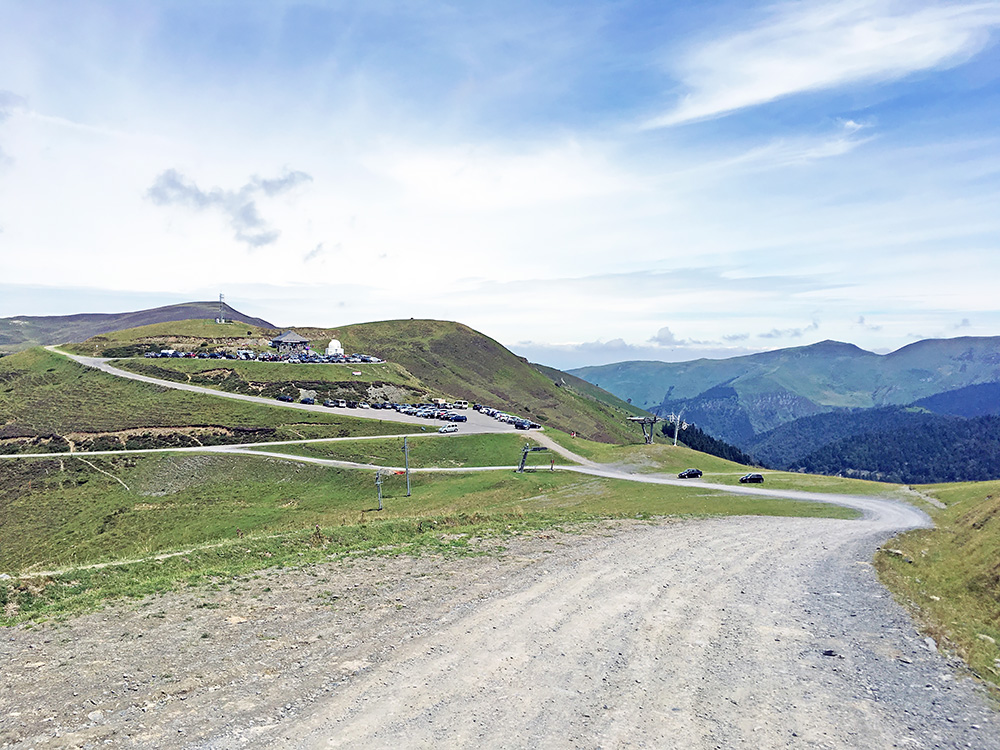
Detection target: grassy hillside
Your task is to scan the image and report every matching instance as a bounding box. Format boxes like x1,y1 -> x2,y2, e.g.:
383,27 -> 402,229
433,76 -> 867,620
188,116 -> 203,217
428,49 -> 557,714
113,357 -> 428,404
0,302 -> 273,353
67,318 -> 646,443
876,480 -> 1000,690
532,363 -> 649,417
250,433 -> 559,468
0,448 -> 855,623
0,348 -> 418,453
64,319 -> 278,358
571,337 -> 1000,441
329,319 -> 648,443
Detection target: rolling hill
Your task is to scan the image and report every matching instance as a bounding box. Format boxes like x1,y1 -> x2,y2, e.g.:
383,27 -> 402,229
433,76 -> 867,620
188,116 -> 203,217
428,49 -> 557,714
0,301 -> 274,354
65,317 -> 651,444
572,337 -> 1000,441
571,336 -> 1000,482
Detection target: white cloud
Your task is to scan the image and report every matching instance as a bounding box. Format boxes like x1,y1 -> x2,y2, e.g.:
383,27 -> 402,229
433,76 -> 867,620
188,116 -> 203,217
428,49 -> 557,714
364,138 -> 637,212
645,0 -> 1000,127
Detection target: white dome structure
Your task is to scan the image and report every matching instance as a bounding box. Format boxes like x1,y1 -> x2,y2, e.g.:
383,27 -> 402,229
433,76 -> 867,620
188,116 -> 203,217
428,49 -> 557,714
326,339 -> 344,356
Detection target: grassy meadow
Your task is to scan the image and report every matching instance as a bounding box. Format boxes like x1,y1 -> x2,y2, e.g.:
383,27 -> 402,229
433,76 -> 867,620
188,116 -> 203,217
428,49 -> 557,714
63,317 -> 650,443
112,356 -> 427,403
247,432 -> 560,468
544,431 -> 917,500
62,319 -> 277,357
0,443 -> 856,624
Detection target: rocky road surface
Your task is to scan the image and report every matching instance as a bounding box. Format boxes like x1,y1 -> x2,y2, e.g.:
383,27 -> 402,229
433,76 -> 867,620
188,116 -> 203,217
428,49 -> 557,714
4,506 -> 999,749
4,349 -> 998,748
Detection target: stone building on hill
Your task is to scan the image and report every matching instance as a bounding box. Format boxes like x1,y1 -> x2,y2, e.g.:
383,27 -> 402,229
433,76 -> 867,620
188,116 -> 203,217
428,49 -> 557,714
270,330 -> 310,354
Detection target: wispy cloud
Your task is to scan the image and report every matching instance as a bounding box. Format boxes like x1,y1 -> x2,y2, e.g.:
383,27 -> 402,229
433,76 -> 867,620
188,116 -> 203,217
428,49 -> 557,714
146,169 -> 312,248
0,90 -> 27,168
645,0 -> 1000,127
855,315 -> 883,331
0,90 -> 25,122
758,320 -> 820,339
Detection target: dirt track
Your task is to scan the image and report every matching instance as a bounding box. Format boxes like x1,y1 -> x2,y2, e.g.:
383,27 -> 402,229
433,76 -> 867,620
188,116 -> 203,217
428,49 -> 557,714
4,504 -> 1000,749
4,350 -> 999,747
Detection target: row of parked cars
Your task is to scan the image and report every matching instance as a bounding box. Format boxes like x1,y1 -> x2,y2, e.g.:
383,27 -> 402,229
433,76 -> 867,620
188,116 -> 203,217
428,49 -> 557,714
473,404 -> 541,431
145,349 -> 382,364
279,395 -> 471,423
254,352 -> 383,364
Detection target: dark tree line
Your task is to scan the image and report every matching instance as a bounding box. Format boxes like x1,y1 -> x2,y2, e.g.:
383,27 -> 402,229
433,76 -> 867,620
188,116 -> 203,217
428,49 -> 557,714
661,422 -> 756,466
789,414 -> 1000,484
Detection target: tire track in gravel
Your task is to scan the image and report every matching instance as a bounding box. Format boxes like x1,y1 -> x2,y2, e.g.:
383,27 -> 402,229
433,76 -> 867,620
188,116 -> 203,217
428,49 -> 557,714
251,508 -> 1000,750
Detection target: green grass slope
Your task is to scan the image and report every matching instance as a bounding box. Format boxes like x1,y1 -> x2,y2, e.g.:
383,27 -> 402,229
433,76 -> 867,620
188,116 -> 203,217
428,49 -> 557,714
876,480 -> 1000,690
330,319 -> 647,443
113,356 -> 428,404
64,318 -> 278,358
0,348 -> 418,453
1,450 -> 854,623
67,317 -> 644,443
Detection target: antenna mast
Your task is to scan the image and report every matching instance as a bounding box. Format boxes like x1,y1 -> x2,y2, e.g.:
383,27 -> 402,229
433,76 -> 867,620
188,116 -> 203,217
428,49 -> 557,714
216,293 -> 226,324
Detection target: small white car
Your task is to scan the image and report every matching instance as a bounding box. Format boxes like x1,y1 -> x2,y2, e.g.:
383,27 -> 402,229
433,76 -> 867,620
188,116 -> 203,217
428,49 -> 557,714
438,424 -> 459,434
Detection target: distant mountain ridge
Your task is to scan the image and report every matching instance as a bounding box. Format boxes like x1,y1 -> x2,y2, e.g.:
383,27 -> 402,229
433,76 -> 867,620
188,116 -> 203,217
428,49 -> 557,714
570,337 -> 1000,443
570,336 -> 1000,482
0,302 -> 274,353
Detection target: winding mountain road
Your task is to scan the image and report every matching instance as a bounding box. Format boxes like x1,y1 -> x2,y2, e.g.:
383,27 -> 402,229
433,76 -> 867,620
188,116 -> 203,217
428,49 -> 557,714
3,349 -> 997,748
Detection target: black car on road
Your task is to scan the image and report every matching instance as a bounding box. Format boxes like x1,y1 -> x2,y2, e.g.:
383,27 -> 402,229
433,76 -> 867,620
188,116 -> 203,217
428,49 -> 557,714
739,473 -> 764,483
678,468 -> 703,479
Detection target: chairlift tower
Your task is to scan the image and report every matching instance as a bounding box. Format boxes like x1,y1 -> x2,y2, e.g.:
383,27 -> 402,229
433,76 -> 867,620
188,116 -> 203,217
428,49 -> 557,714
517,444 -> 548,473
665,411 -> 689,446
627,415 -> 660,445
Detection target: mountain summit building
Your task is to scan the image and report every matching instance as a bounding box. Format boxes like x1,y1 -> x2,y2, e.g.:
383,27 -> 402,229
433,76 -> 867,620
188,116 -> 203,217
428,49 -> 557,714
270,330 -> 310,354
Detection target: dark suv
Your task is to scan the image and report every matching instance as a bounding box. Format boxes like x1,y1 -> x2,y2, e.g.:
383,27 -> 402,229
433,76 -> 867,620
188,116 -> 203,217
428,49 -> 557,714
739,473 -> 764,483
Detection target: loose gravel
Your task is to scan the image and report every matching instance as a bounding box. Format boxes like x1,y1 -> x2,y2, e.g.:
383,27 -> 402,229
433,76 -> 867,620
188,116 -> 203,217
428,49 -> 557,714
3,506 -> 999,749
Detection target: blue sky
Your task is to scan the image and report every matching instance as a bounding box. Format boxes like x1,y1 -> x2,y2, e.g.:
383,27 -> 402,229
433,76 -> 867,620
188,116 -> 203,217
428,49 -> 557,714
1,0 -> 999,369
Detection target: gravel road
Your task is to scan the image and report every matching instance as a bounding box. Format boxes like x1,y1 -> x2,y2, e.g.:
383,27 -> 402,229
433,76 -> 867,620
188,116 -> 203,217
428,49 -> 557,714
4,502 -> 999,749
4,349 -> 996,748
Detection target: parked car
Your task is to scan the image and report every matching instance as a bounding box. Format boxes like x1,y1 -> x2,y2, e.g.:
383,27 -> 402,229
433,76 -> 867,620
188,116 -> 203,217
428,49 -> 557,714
678,468 -> 703,479
740,473 -> 764,483
276,394 -> 293,403
438,424 -> 459,434
323,399 -> 335,407
301,397 -> 315,405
